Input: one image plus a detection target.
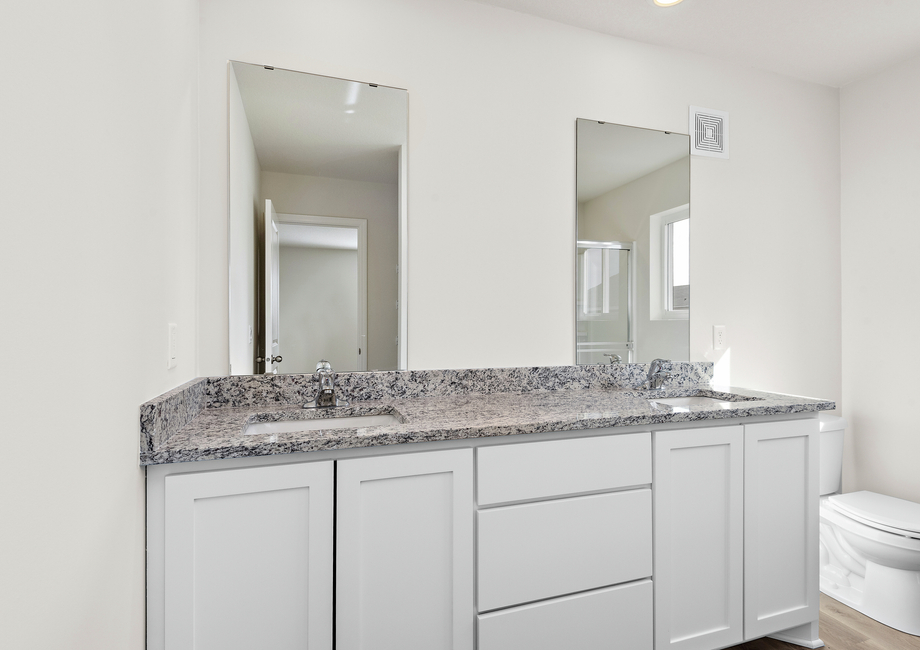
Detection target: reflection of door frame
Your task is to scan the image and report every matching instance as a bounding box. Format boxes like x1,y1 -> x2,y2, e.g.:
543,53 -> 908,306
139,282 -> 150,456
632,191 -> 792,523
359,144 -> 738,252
264,200 -> 282,374
278,213 -> 368,371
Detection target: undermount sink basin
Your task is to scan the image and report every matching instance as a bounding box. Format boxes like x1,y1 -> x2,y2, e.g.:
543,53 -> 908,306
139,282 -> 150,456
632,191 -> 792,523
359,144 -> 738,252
648,396 -> 737,410
244,413 -> 400,435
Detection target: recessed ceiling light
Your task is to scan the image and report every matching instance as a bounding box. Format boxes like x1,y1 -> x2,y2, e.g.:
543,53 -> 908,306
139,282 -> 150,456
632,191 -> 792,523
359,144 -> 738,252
650,0 -> 684,6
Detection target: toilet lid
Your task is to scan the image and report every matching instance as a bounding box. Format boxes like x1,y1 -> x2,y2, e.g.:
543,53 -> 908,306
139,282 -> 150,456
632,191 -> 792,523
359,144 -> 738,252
828,491 -> 920,538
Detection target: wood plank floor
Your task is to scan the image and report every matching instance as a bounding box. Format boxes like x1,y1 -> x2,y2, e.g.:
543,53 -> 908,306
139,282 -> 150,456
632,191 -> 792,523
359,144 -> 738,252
727,594 -> 920,650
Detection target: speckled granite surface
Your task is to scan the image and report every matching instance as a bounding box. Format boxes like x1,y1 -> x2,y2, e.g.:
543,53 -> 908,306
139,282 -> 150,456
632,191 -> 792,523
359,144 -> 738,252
203,361 -> 712,408
140,363 -> 834,466
139,377 -> 206,454
140,362 -> 712,455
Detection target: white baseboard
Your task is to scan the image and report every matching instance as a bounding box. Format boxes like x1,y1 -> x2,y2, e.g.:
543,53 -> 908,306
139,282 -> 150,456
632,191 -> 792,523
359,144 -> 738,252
768,620 -> 824,648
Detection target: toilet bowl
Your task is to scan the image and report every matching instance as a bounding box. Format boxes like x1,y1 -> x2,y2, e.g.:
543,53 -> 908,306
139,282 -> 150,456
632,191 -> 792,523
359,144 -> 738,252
818,415 -> 920,636
820,493 -> 920,635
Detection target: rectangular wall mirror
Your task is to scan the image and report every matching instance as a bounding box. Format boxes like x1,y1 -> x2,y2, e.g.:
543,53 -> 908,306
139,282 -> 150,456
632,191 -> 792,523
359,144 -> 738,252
228,62 -> 408,375
576,119 -> 690,365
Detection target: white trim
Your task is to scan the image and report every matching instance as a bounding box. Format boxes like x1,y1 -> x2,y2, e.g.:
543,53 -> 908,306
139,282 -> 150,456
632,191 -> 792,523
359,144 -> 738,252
649,204 -> 690,322
278,212 -> 368,371
398,142 -> 408,369
768,621 -> 824,649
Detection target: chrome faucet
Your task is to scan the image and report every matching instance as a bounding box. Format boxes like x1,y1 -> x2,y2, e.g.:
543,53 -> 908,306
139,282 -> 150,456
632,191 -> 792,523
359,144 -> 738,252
645,358 -> 671,390
304,360 -> 350,408
603,353 -> 622,364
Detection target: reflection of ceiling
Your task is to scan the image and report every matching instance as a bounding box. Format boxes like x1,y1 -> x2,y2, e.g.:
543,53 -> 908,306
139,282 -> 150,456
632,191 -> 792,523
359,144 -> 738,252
278,223 -> 358,250
232,62 -> 407,184
470,0 -> 920,88
577,121 -> 688,203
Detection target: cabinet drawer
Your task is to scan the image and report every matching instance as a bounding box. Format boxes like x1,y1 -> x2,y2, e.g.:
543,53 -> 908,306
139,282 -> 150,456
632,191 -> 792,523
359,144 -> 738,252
478,488 -> 651,611
478,580 -> 653,650
477,432 -> 651,506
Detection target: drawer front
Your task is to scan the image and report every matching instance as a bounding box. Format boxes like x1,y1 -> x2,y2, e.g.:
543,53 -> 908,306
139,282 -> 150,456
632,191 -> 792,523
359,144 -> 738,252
477,432 -> 651,506
478,580 -> 653,650
478,488 -> 652,612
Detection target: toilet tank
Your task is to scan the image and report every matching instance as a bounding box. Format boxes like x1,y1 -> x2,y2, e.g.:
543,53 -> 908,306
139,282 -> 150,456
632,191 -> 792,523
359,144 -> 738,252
819,413 -> 847,495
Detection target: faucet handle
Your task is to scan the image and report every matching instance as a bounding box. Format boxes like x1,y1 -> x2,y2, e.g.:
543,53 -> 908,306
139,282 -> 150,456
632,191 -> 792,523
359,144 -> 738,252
315,359 -> 332,373
649,358 -> 668,373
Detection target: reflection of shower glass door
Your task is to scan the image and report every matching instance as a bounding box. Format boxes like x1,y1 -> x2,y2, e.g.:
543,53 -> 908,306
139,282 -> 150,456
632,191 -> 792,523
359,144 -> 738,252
576,241 -> 633,365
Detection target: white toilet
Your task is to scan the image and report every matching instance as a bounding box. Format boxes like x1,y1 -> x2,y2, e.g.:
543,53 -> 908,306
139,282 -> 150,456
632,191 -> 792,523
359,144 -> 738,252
819,413 -> 920,636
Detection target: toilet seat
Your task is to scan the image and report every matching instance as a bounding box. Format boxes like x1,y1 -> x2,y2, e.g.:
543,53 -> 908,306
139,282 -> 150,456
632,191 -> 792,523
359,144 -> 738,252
827,491 -> 920,540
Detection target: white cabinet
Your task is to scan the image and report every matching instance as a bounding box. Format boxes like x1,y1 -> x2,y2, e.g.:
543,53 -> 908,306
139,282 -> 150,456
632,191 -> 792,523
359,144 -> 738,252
336,449 -> 474,650
743,419 -> 819,640
163,461 -> 334,650
654,425 -> 745,650
479,489 -> 652,611
149,415 -> 819,650
476,432 -> 654,648
478,580 -> 653,650
154,449 -> 473,650
654,418 -> 819,650
477,432 -> 652,506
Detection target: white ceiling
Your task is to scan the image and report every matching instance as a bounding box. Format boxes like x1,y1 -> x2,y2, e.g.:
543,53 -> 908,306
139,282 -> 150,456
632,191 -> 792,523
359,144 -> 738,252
278,223 -> 358,250
470,0 -> 920,87
577,120 -> 688,202
233,62 -> 407,184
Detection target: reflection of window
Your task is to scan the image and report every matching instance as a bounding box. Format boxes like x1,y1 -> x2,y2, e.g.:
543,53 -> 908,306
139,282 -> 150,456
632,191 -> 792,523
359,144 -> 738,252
667,217 -> 689,311
649,204 -> 689,321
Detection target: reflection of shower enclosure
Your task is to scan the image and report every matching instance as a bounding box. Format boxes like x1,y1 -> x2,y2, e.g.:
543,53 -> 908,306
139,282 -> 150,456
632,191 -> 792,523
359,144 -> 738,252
576,241 -> 634,365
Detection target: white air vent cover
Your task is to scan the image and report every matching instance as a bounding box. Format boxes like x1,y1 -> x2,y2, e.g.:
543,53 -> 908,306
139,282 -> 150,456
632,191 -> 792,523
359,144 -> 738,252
690,106 -> 729,159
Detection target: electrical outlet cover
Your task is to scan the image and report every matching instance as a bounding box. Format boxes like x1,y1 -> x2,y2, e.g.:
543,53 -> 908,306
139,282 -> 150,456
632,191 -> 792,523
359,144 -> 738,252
713,325 -> 727,351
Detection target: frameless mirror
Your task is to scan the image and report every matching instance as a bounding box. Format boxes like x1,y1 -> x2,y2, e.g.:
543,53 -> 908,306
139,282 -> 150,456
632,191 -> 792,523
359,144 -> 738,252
228,62 -> 407,375
576,119 -> 690,365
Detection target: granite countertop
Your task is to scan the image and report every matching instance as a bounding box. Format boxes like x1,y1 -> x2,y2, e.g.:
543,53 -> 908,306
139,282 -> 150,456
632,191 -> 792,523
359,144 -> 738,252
140,382 -> 834,465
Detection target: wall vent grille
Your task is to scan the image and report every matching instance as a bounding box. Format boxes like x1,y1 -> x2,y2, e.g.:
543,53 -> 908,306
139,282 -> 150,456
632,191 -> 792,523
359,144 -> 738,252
690,106 -> 729,159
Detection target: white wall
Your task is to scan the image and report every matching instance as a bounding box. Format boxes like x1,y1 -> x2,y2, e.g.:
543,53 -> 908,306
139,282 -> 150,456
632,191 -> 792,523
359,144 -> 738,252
280,246 -> 359,372
580,158 -> 690,363
840,52 -> 920,502
228,65 -> 262,375
262,171 -> 398,370
198,0 -> 841,410
0,1 -> 199,647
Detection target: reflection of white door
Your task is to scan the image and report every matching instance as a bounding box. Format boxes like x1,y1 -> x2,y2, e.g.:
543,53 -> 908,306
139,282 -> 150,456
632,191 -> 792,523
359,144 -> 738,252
264,199 -> 281,374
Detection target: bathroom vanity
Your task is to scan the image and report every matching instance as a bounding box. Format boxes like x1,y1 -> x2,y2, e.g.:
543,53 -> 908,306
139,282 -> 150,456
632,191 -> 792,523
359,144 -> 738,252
142,365 -> 833,650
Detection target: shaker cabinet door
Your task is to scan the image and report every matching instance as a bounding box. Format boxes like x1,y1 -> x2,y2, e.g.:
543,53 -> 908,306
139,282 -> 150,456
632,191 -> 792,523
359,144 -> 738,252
336,448 -> 474,650
743,418 -> 819,640
654,426 -> 745,650
164,461 -> 334,650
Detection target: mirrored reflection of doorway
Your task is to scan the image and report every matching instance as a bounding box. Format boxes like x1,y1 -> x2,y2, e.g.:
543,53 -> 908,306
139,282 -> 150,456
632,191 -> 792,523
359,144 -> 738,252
275,214 -> 367,374
576,241 -> 634,365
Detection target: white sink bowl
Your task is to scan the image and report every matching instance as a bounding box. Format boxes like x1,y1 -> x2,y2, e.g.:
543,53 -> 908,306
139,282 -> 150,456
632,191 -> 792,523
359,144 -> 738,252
648,396 -> 736,410
244,413 -> 400,435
